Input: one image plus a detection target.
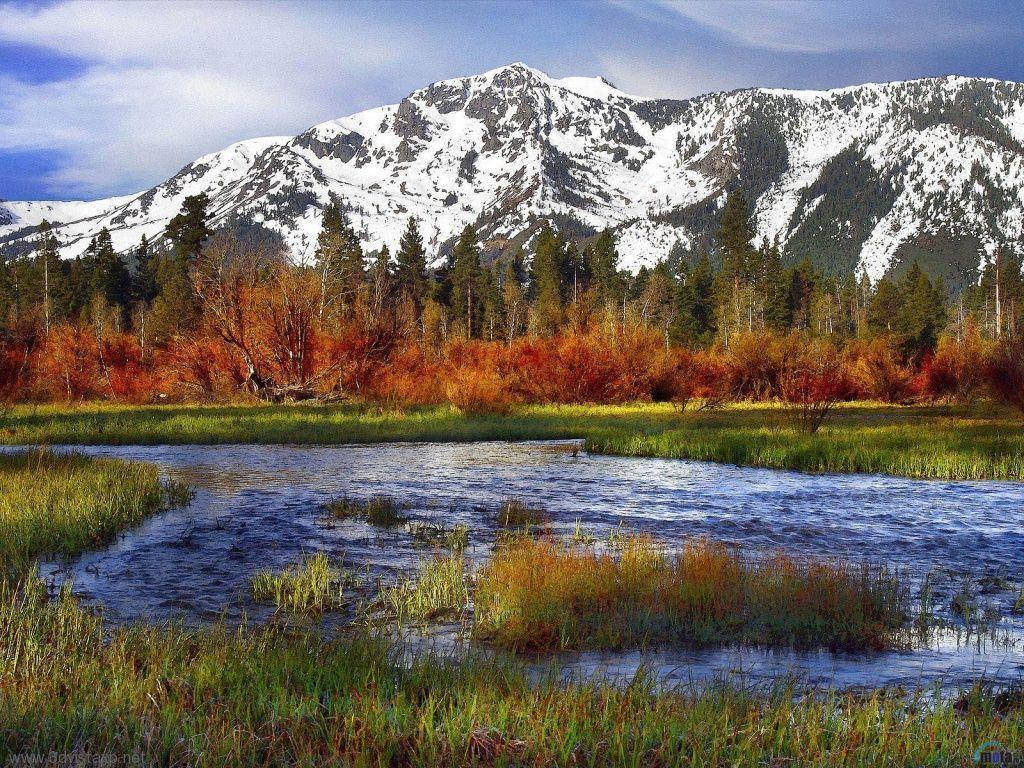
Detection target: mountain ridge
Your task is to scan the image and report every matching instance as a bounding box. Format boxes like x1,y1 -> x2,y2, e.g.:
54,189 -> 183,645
3,63 -> 1023,288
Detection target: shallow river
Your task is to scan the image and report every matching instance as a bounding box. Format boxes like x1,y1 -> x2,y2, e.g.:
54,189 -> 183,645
38,441 -> 1024,691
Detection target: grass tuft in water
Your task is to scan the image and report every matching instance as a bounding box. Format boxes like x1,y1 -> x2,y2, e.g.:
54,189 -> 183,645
474,535 -> 910,653
376,552 -> 469,623
250,553 -> 348,613
406,521 -> 470,552
324,494 -> 409,526
497,498 -> 549,529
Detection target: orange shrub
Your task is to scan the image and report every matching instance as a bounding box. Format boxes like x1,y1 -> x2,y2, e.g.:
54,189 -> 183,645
847,336 -> 918,403
922,326 -> 989,405
721,332 -> 792,400
986,335 -> 1024,416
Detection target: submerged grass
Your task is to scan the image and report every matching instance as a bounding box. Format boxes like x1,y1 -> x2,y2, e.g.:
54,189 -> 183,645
1,576 -> 1021,767
4,401 -> 1024,480
474,535 -> 909,653
0,450 -> 189,578
406,521 -> 470,551
250,552 -> 348,613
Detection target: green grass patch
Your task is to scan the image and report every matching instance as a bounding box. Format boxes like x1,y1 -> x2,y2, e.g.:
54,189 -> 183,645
474,535 -> 910,653
3,401 -> 1023,480
323,494 -> 409,526
250,553 -> 348,613
376,552 -> 470,623
0,450 -> 190,578
0,575 -> 1020,767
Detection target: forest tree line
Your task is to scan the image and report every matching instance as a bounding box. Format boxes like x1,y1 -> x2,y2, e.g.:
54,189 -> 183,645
0,189 -> 1022,419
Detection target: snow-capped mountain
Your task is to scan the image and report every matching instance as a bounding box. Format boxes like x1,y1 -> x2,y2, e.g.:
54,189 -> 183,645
3,63 -> 1024,286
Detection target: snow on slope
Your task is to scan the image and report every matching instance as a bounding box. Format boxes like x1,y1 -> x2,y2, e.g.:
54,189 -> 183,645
4,64 -> 1024,283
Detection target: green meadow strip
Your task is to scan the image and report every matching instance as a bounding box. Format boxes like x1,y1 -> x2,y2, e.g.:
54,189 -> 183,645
4,401 -> 1023,480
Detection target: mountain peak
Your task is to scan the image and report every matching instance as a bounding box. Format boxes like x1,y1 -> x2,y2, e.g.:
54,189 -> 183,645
4,67 -> 1023,290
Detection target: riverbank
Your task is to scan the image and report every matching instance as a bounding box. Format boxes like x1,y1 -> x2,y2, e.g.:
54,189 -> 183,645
0,450 -> 187,577
4,401 -> 1024,480
1,575 -> 1020,768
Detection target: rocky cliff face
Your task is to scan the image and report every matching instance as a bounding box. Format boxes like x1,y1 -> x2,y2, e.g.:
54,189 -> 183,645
3,63 -> 1023,286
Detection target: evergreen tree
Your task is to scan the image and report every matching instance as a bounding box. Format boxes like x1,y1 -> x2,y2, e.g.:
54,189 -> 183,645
788,258 -> 817,331
867,278 -> 904,337
153,194 -> 211,338
531,224 -> 565,336
35,220 -> 60,333
480,262 -> 502,342
369,245 -> 394,316
760,240 -> 791,331
717,190 -> 755,285
314,199 -> 364,319
165,193 -> 211,267
588,229 -> 620,305
716,190 -> 756,337
395,217 -> 427,312
90,228 -> 132,323
500,253 -> 526,344
449,225 -> 482,337
897,262 -> 946,360
672,253 -> 716,345
133,234 -> 158,304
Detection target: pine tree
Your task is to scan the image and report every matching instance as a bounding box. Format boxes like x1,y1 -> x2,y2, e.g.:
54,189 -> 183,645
133,234 -> 158,304
395,217 -> 427,312
672,253 -> 716,345
531,224 -> 565,336
867,278 -> 903,337
500,253 -> 526,345
152,194 -> 211,338
716,190 -> 756,337
897,262 -> 946,360
165,193 -> 211,268
369,244 -> 394,316
90,228 -> 132,322
449,225 -> 482,337
314,199 -> 364,319
589,229 -> 620,305
35,220 -> 60,333
760,240 -> 790,331
717,190 -> 755,284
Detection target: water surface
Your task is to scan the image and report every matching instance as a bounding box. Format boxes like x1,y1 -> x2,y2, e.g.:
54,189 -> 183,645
37,441 -> 1024,691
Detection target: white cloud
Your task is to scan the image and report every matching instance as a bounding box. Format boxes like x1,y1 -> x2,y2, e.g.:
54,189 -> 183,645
0,0 -> 416,197
645,0 -> 998,55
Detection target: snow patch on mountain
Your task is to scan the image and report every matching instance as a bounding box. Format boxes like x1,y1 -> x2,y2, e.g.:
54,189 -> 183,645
3,64 -> 1023,286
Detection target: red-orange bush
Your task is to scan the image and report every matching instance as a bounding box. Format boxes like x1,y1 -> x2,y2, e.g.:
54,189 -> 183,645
847,336 -> 918,404
922,326 -> 989,405
986,335 -> 1024,416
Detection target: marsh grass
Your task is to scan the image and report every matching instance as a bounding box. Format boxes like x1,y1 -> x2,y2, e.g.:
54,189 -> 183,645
324,494 -> 409,526
376,552 -> 469,623
9,401 -> 1024,480
0,575 -> 1020,767
497,498 -> 549,528
250,553 -> 348,613
0,450 -> 189,578
474,535 -> 909,652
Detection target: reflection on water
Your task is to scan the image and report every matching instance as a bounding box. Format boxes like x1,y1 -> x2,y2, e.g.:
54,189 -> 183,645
33,441 -> 1024,690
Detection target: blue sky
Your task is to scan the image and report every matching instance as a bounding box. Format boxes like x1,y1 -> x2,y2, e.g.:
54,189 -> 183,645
2,0 -> 1023,201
